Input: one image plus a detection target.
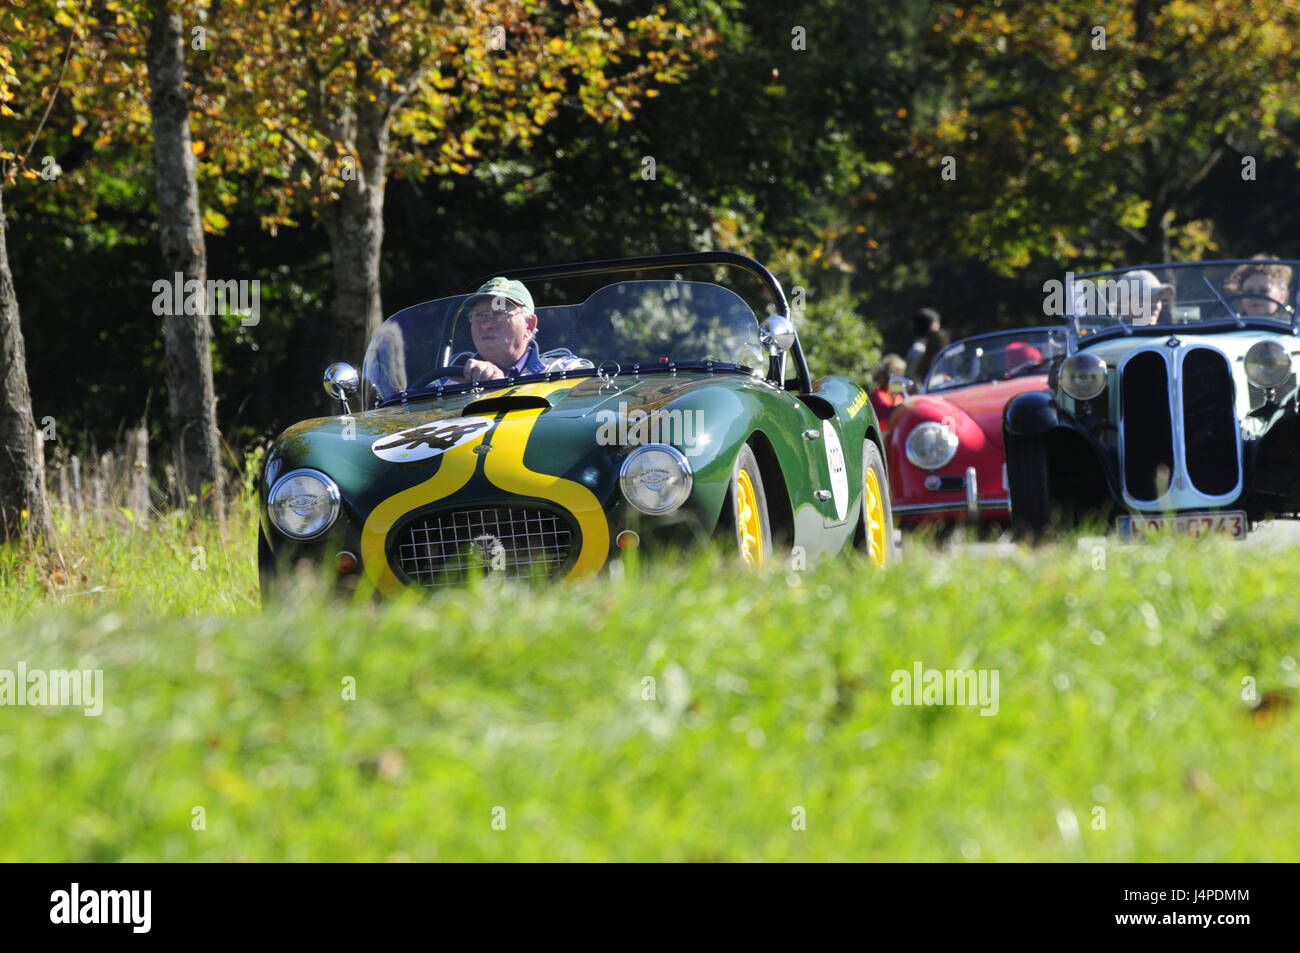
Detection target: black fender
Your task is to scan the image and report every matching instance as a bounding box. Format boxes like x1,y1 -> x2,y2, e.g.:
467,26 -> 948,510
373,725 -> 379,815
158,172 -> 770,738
1003,389 -> 1060,439
1244,401 -> 1300,516
1004,403 -> 1124,516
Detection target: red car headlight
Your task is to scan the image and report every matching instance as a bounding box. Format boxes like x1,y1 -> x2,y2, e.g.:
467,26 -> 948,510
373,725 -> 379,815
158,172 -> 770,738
905,421 -> 960,470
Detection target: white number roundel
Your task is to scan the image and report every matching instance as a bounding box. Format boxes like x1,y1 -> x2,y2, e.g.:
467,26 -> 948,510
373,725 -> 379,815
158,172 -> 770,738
822,420 -> 848,521
370,416 -> 494,463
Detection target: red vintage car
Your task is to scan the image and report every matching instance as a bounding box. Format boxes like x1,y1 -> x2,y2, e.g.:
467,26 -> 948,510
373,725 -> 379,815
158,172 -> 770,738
885,328 -> 1066,524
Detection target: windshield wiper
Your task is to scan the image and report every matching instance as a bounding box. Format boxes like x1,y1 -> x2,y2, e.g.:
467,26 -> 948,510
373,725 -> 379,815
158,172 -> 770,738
1201,275 -> 1245,329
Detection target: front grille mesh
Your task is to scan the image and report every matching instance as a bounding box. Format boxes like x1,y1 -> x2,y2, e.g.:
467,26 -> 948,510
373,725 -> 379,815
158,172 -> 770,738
395,507 -> 574,588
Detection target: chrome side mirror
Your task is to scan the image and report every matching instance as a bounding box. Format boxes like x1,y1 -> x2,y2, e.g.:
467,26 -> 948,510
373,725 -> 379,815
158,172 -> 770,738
759,315 -> 796,355
323,362 -> 359,413
888,375 -> 915,395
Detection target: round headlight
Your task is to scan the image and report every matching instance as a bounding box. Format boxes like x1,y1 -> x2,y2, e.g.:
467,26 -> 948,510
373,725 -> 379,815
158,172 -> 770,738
905,421 -> 959,471
1059,352 -> 1108,401
619,444 -> 693,515
267,468 -> 341,539
1244,340 -> 1291,389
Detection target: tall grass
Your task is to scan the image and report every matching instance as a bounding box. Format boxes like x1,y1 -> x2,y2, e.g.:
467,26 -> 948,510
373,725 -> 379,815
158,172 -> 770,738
0,494 -> 258,621
1,509 -> 1297,860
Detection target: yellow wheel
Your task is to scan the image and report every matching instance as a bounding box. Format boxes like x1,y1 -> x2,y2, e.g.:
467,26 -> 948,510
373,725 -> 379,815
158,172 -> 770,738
863,466 -> 888,568
725,444 -> 772,567
735,469 -> 764,567
856,441 -> 895,567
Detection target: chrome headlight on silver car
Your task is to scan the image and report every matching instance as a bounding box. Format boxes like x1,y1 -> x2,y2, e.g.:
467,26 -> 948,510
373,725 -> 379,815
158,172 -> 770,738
905,421 -> 959,471
267,468 -> 341,539
1059,352 -> 1108,401
1244,340 -> 1291,389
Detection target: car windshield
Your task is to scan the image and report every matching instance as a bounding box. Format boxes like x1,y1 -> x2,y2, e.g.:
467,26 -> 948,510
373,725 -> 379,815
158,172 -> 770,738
1064,261 -> 1300,336
925,328 -> 1067,392
361,279 -> 768,408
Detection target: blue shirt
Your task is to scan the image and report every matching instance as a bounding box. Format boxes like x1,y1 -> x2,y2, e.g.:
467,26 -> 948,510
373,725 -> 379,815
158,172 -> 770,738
499,340 -> 547,377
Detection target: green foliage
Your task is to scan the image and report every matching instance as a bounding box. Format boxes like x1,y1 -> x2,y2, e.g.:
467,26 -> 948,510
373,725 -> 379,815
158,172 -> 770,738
10,0 -> 1300,462
197,0 -> 712,228
794,286 -> 881,384
910,1 -> 1300,268
2,507 -> 1297,860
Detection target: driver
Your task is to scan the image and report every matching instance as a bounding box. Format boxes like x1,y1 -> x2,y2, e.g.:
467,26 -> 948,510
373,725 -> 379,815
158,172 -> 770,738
460,277 -> 547,381
1227,256 -> 1294,318
1003,341 -> 1043,375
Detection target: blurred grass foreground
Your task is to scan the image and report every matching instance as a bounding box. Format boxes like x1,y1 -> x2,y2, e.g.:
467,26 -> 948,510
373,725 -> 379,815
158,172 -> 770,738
1,499 -> 1298,861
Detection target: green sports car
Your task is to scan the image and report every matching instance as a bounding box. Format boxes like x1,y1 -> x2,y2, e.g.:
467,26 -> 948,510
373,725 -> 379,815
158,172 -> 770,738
258,252 -> 893,596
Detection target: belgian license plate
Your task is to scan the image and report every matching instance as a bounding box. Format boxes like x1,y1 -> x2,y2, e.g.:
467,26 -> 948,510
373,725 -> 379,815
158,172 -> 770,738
1117,510 -> 1248,540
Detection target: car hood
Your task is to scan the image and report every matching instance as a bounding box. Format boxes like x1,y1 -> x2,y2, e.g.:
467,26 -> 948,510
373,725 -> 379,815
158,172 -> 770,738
1077,327 -> 1293,367
911,375 -> 1050,449
281,373 -> 713,435
264,372 -> 739,498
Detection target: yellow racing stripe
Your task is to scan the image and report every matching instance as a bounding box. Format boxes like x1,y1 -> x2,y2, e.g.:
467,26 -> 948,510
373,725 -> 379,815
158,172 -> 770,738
484,406 -> 610,579
359,379 -> 602,592
360,436 -> 484,595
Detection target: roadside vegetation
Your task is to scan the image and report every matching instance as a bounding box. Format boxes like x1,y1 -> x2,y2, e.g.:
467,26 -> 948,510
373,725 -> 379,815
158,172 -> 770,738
2,503 -> 1296,861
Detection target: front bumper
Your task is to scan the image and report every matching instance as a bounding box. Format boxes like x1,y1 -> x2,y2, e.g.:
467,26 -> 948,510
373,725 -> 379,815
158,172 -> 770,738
893,465 -> 1011,522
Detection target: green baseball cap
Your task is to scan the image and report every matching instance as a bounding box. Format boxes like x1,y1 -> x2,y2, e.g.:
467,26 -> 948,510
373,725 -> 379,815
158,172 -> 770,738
469,276 -> 534,314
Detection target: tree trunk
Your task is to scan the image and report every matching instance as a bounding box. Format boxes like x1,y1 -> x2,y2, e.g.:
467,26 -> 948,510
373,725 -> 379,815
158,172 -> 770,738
1138,206 -> 1171,263
1139,141 -> 1173,264
147,0 -> 225,521
0,186 -> 54,544
1134,1 -> 1171,265
321,114 -> 389,367
129,422 -> 151,526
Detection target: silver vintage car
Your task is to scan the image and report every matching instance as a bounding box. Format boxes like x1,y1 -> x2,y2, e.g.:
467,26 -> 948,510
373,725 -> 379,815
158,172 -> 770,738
1004,259 -> 1300,539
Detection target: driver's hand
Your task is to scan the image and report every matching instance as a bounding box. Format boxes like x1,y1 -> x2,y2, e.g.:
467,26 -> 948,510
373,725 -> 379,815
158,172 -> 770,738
463,358 -> 505,382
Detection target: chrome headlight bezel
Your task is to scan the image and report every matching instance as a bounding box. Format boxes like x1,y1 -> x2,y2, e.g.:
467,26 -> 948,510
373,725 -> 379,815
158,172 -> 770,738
904,421 -> 960,471
267,468 -> 342,540
1059,352 -> 1108,401
1244,340 -> 1292,389
619,444 -> 693,515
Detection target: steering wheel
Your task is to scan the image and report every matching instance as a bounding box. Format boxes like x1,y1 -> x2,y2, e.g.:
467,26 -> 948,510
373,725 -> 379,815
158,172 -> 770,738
407,365 -> 470,390
1221,292 -> 1292,317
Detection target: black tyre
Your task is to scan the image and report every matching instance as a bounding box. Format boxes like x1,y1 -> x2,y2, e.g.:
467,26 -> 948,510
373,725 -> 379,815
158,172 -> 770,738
854,440 -> 897,567
721,444 -> 773,567
1007,434 -> 1052,538
257,526 -> 277,607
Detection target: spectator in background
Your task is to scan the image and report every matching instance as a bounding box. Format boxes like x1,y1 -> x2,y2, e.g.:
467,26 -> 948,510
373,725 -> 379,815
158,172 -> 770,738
870,353 -> 907,430
915,325 -> 951,382
905,308 -> 942,380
